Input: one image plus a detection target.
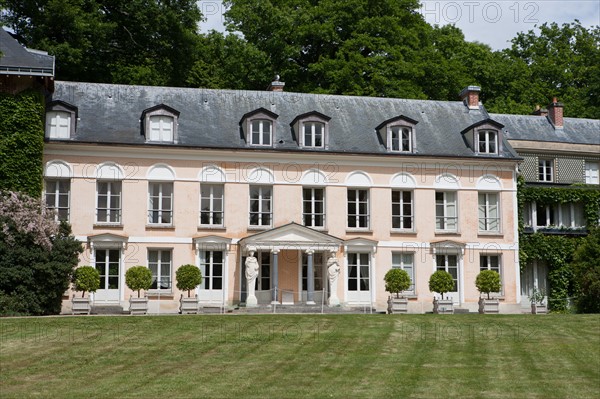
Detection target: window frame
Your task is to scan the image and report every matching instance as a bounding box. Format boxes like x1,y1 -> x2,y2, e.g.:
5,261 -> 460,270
45,101 -> 77,140
479,254 -> 503,296
249,185 -> 273,228
347,188 -> 370,230
435,191 -> 458,232
478,192 -> 500,233
250,119 -> 273,146
392,252 -> 415,294
302,187 -> 326,229
148,181 -> 174,225
44,178 -> 70,222
347,252 -> 371,292
302,121 -> 325,148
96,180 -> 122,225
375,115 -> 418,153
240,108 -> 279,148
199,184 -> 224,227
141,104 -> 180,144
148,249 -> 172,292
538,158 -> 554,182
389,125 -> 412,152
585,161 -> 599,185
476,129 -> 498,155
391,189 -> 414,231
148,115 -> 174,142
199,250 -> 224,291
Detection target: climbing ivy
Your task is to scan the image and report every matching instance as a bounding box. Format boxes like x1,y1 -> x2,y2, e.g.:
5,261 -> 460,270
0,90 -> 45,197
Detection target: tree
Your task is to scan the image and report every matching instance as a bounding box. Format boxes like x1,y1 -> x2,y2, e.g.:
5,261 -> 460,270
572,228 -> 600,313
384,268 -> 411,298
475,270 -> 502,299
72,266 -> 100,298
125,266 -> 153,298
175,264 -> 202,297
0,0 -> 203,86
0,191 -> 82,315
428,270 -> 455,300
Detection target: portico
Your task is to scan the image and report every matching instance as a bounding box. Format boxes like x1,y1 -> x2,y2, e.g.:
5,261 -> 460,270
238,223 -> 343,305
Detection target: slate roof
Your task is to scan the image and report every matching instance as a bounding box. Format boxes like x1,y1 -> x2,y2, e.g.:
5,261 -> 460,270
48,81 -> 521,160
490,113 -> 600,146
0,29 -> 54,76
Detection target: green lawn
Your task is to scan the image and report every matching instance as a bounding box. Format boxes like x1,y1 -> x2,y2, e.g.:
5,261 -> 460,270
1,314 -> 599,398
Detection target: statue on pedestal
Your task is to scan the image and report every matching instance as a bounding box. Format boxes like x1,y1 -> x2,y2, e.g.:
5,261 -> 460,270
245,251 -> 259,307
327,252 -> 340,306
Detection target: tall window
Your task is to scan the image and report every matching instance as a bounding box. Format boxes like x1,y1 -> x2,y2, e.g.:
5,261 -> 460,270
435,191 -> 457,231
47,111 -> 71,139
148,182 -> 173,224
148,115 -> 174,142
585,162 -> 599,185
97,181 -> 122,223
538,159 -> 553,182
478,193 -> 500,232
303,122 -> 324,148
390,126 -> 411,152
347,189 -> 369,229
259,251 -> 271,290
200,184 -> 224,226
348,253 -> 370,292
251,120 -> 272,146
392,190 -> 413,230
95,249 -> 120,290
148,250 -> 171,290
303,188 -> 325,228
302,252 -> 324,291
45,179 -> 70,221
249,186 -> 272,226
436,254 -> 458,292
392,253 -> 415,292
200,251 -> 223,290
477,130 -> 498,154
480,255 -> 502,294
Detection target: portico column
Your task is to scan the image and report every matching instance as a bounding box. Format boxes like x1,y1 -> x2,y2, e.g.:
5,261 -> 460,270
306,249 -> 315,305
271,249 -> 279,304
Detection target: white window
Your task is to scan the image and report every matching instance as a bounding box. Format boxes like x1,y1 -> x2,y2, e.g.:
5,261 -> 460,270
303,187 -> 325,228
477,130 -> 498,154
436,254 -> 458,292
390,126 -> 412,152
97,181 -> 122,223
480,255 -> 502,294
149,115 -> 174,142
303,122 -> 324,148
148,250 -> 171,290
478,193 -> 500,232
200,251 -> 223,290
200,184 -> 224,226
538,159 -> 553,182
435,191 -> 457,231
532,202 -> 585,229
348,253 -> 370,292
45,179 -> 70,221
47,111 -> 71,139
148,182 -> 173,224
392,190 -> 413,230
392,253 -> 415,293
249,186 -> 272,226
347,189 -> 369,229
251,120 -> 272,146
585,162 -> 599,185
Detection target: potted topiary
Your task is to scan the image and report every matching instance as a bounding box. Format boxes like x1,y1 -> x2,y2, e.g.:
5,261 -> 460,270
529,288 -> 547,314
176,264 -> 202,314
125,266 -> 153,315
429,270 -> 455,314
476,270 -> 501,314
384,268 -> 412,314
71,266 -> 100,315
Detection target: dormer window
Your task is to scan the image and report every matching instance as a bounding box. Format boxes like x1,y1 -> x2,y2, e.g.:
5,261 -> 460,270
240,108 -> 278,147
375,115 -> 418,153
46,100 -> 77,139
477,130 -> 498,154
461,119 -> 504,156
141,104 -> 180,143
291,111 -> 331,149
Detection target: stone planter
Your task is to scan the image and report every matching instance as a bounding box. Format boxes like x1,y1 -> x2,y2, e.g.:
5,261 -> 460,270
531,303 -> 547,314
433,298 -> 454,314
180,294 -> 200,314
129,296 -> 149,315
72,296 -> 92,315
387,296 -> 409,314
478,298 -> 500,314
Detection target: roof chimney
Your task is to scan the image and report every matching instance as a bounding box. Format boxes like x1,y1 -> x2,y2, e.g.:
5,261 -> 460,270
267,75 -> 285,92
532,105 -> 548,117
547,97 -> 564,128
459,86 -> 481,110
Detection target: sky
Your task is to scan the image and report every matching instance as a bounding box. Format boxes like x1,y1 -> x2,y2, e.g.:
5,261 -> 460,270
198,0 -> 600,50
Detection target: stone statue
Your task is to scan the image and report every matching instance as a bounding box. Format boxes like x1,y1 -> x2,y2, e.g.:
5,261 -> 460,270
245,251 -> 259,306
327,252 -> 340,306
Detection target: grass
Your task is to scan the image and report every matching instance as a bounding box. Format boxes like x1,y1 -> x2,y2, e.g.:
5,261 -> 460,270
0,314 -> 599,398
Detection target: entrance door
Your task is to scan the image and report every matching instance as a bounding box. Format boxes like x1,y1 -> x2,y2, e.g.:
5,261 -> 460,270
435,254 -> 460,304
520,260 -> 548,307
199,250 -> 224,305
94,249 -> 120,302
347,253 -> 371,304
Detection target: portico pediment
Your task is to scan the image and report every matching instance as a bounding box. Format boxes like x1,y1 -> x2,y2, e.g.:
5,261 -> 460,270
87,233 -> 129,249
430,240 -> 466,255
240,222 -> 342,252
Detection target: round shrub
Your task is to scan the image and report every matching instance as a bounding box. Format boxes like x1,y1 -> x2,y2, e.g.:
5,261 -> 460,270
475,270 -> 501,299
384,268 -> 411,298
125,266 -> 153,298
72,266 -> 100,297
176,264 -> 202,297
428,270 -> 455,299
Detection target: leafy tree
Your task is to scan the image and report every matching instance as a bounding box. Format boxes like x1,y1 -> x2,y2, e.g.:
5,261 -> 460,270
175,264 -> 202,297
475,270 -> 502,299
384,268 -> 411,298
0,191 -> 82,315
125,266 -> 152,298
428,270 -> 454,300
72,266 -> 100,298
572,228 -> 600,313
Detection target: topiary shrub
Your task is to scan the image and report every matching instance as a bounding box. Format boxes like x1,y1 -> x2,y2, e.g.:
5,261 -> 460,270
475,270 -> 501,299
72,266 -> 100,298
176,264 -> 202,297
428,270 -> 455,300
384,268 -> 411,298
125,266 -> 152,298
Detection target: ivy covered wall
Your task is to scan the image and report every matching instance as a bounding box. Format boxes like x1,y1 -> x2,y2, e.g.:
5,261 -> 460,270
0,89 -> 45,197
